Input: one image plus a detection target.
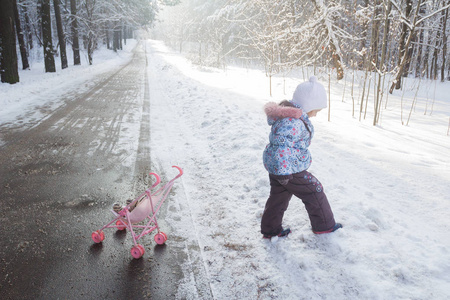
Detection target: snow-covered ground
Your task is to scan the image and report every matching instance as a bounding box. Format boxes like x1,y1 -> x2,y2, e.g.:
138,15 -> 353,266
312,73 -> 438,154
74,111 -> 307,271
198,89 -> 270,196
2,39 -> 450,299
0,43 -> 135,132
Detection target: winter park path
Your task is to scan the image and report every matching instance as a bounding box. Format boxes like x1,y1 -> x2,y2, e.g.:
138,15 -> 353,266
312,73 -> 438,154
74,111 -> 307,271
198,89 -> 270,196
0,42 -> 212,299
3,39 -> 450,300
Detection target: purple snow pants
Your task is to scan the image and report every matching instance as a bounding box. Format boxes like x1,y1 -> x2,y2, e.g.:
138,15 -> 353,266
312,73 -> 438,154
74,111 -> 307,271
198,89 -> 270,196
261,171 -> 336,236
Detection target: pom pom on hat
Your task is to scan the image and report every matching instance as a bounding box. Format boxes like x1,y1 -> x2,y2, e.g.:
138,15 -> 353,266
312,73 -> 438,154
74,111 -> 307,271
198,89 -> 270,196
291,76 -> 327,113
309,76 -> 318,83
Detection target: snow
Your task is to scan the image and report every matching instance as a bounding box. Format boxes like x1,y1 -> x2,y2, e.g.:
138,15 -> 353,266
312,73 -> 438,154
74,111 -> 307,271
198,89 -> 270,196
0,43 -> 134,130
2,39 -> 450,299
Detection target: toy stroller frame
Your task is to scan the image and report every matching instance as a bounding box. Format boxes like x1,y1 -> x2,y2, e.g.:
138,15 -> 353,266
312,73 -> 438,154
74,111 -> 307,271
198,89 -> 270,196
91,166 -> 183,259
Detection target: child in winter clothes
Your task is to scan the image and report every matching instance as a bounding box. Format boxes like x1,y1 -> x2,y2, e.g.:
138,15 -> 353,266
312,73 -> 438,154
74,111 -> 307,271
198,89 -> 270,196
261,76 -> 342,238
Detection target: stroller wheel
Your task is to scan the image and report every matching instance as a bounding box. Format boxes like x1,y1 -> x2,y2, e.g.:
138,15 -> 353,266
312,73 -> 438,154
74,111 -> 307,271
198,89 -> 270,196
116,220 -> 127,230
131,244 -> 145,259
154,232 -> 167,245
91,230 -> 105,243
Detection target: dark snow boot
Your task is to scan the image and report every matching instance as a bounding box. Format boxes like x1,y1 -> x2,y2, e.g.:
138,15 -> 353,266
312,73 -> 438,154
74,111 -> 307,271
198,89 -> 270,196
263,227 -> 291,239
313,223 -> 343,234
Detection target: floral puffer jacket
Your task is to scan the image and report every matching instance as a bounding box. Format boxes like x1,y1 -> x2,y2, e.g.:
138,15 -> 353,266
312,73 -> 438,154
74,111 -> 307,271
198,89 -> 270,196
263,102 -> 314,175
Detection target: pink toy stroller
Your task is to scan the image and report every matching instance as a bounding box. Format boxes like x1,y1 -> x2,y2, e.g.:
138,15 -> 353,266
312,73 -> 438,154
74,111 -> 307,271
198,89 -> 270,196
91,166 -> 183,259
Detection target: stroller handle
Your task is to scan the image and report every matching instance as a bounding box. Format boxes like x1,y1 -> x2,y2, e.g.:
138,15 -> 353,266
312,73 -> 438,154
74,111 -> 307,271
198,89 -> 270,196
149,166 -> 182,188
172,165 -> 183,178
149,172 -> 161,188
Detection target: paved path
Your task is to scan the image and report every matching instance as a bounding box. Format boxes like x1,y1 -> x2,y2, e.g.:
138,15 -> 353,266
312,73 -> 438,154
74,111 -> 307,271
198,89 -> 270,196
0,42 -> 211,299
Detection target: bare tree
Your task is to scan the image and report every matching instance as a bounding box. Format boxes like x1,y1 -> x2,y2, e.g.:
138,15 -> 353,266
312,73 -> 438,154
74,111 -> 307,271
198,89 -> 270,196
40,0 -> 56,72
441,1 -> 449,82
13,0 -> 29,70
0,0 -> 20,83
70,0 -> 81,65
84,0 -> 96,65
389,0 -> 450,93
395,0 -> 413,90
53,0 -> 68,69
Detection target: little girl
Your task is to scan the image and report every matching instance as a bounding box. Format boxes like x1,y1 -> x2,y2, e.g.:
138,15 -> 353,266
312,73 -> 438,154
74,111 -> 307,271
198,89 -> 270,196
261,76 -> 342,239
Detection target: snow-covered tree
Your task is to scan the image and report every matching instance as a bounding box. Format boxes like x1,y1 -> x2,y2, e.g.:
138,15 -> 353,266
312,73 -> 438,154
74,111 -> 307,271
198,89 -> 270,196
389,0 -> 450,93
0,0 -> 163,80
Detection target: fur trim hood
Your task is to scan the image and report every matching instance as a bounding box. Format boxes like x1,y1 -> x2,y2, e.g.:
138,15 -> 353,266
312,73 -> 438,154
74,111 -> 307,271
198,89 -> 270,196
264,102 -> 303,124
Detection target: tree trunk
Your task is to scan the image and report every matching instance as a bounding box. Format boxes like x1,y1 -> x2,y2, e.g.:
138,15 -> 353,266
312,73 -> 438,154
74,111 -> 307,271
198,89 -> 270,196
13,0 -> 29,70
119,25 -> 123,50
374,0 -> 392,125
0,0 -> 20,83
359,53 -> 369,121
448,54 -> 450,80
382,2 -> 392,70
431,28 -> 441,80
396,0 -> 413,89
105,25 -> 110,49
360,0 -> 369,69
389,0 -> 422,94
414,29 -> 424,77
441,2 -> 449,82
403,2 -> 415,79
113,24 -> 120,52
423,23 -> 432,79
41,0 -> 56,72
21,1 -> 33,49
330,42 -> 344,80
87,30 -> 94,65
53,0 -> 68,69
371,0 -> 381,70
415,4 -> 426,77
122,24 -> 127,46
85,0 -> 95,65
70,0 -> 80,65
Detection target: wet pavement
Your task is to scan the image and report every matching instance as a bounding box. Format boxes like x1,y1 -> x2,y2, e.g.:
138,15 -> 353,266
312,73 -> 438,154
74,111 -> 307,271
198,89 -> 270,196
0,43 -> 211,299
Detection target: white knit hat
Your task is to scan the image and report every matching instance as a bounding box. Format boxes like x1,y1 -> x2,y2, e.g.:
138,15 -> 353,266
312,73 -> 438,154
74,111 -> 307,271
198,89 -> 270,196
291,76 -> 327,113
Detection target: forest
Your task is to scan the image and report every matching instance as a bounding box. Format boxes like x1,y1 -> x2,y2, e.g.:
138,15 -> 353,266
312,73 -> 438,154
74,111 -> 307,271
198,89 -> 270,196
1,0 -> 449,125
155,0 -> 450,83
0,0 -> 178,84
151,0 -> 450,125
